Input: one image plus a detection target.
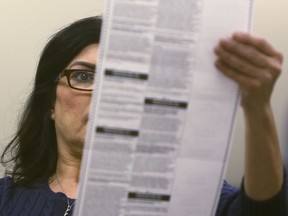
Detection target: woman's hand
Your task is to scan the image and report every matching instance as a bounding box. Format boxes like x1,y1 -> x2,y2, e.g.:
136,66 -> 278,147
214,32 -> 284,201
214,32 -> 283,113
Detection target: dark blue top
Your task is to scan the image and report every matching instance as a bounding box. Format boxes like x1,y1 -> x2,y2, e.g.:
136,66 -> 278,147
0,176 -> 286,216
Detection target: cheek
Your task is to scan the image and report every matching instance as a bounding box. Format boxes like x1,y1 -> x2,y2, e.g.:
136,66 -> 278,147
53,87 -> 78,123
55,91 -> 75,114
54,88 -> 91,121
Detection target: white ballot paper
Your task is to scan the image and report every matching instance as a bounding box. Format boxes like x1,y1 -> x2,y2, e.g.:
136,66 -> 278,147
74,0 -> 253,215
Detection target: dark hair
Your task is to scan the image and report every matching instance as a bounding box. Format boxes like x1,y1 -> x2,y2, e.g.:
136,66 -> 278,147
1,16 -> 102,186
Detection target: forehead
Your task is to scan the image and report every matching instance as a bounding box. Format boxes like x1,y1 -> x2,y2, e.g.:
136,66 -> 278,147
67,44 -> 99,69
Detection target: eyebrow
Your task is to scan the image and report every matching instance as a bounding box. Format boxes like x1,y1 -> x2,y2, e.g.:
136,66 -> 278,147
69,61 -> 96,70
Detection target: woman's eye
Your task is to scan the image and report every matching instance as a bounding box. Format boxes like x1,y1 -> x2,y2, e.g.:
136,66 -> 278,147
71,71 -> 94,82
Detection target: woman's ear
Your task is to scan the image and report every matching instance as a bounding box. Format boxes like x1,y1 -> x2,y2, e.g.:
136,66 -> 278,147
50,109 -> 55,120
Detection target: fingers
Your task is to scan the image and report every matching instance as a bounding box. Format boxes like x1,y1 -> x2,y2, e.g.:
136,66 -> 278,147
232,32 -> 283,62
214,41 -> 266,79
217,37 -> 273,69
214,32 -> 282,83
214,58 -> 261,90
214,32 -> 283,111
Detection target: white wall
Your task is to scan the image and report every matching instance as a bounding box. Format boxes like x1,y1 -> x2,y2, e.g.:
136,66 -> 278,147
0,1 -> 288,187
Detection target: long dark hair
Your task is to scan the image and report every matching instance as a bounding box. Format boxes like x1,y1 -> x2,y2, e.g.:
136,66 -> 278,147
1,16 -> 102,186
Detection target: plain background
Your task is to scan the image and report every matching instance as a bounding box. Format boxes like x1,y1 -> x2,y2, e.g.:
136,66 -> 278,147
0,0 -> 287,187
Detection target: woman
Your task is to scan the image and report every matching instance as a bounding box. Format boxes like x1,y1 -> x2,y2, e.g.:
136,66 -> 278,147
0,16 -> 102,216
0,16 -> 286,215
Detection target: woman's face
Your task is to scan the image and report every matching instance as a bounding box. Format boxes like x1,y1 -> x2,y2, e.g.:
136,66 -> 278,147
51,44 -> 99,156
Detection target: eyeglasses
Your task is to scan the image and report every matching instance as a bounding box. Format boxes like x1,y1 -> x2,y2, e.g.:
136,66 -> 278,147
56,69 -> 95,91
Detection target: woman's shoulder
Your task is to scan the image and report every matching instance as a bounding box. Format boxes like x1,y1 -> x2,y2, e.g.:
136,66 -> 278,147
0,176 -> 14,184
0,176 -> 69,215
215,181 -> 241,216
0,175 -> 64,198
0,176 -> 18,210
0,175 -> 68,204
0,176 -> 15,194
221,180 -> 239,196
0,176 -> 35,204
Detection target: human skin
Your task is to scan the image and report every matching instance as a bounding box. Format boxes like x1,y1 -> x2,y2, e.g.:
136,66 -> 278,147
214,32 -> 284,200
49,32 -> 284,202
50,44 -> 99,199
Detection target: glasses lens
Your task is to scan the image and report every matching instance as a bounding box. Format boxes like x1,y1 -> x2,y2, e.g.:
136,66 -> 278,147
69,70 -> 95,90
